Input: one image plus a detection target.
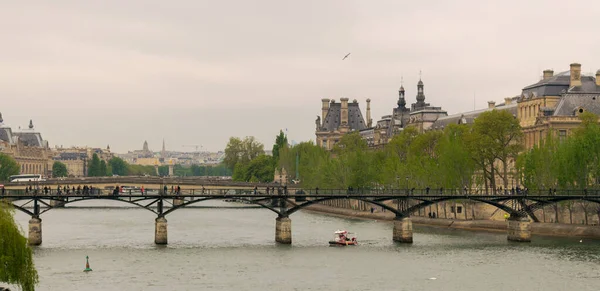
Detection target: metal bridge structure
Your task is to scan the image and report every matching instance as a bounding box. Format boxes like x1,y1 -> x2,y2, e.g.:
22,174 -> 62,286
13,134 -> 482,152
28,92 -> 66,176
2,188 -> 599,246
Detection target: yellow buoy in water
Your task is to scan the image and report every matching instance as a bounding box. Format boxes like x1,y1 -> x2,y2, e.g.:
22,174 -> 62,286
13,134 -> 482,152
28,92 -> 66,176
83,256 -> 92,272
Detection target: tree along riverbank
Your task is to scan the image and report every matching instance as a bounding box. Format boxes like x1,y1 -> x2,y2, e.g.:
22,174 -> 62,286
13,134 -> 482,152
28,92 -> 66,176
303,204 -> 600,239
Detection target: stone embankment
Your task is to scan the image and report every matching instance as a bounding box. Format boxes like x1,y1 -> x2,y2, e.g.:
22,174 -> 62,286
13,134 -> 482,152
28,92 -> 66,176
304,204 -> 600,239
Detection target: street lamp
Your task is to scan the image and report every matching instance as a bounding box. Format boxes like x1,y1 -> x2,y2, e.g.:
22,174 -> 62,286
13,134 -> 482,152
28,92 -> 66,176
406,176 -> 409,195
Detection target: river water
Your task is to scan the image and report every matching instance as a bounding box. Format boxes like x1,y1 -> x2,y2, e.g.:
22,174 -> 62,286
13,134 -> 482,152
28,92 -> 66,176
10,200 -> 600,291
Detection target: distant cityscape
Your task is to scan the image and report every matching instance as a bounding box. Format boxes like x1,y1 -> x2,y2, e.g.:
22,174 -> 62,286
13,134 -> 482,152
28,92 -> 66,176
0,116 -> 227,178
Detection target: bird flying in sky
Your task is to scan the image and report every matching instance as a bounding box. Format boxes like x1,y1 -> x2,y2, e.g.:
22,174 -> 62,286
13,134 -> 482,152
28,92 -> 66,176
342,53 -> 351,60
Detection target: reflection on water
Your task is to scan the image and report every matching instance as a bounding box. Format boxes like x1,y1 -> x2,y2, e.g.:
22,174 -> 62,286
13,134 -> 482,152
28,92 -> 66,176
10,200 -> 600,291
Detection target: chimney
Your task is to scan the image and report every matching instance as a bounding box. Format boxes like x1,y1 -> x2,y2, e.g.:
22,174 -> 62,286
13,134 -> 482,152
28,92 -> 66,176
596,70 -> 600,86
504,97 -> 512,105
488,101 -> 496,109
340,97 -> 349,126
321,98 -> 330,121
366,98 -> 372,127
570,63 -> 582,87
543,69 -> 554,80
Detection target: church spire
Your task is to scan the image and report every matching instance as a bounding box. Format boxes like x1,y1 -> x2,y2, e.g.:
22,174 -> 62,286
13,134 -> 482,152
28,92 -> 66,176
28,119 -> 34,129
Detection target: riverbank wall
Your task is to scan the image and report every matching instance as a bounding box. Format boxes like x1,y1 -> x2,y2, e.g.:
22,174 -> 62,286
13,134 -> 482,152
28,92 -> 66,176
304,203 -> 600,239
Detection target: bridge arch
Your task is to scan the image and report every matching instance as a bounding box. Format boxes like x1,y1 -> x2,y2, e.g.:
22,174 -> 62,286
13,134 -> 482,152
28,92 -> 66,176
162,197 -> 283,217
6,196 -> 161,216
285,197 -> 403,217
524,197 -> 600,213
400,196 -> 516,216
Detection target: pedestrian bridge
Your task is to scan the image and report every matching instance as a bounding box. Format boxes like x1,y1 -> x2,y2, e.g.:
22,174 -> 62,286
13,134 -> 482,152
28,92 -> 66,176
2,188 -> 599,246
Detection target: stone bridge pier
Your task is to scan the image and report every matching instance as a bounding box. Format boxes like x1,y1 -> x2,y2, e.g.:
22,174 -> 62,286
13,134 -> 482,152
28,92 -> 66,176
173,198 -> 184,206
28,217 -> 42,246
49,198 -> 65,208
155,217 -> 168,245
393,217 -> 413,243
507,216 -> 531,242
275,216 -> 292,244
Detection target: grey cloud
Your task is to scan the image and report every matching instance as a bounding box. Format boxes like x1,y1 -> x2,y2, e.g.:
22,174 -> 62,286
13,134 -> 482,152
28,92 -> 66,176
1,0 -> 599,153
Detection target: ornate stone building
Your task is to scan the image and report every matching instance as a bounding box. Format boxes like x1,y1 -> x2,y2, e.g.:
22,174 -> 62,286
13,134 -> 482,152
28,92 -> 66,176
365,78 -> 448,148
0,116 -> 52,177
52,146 -> 113,177
315,98 -> 370,150
518,63 -> 600,149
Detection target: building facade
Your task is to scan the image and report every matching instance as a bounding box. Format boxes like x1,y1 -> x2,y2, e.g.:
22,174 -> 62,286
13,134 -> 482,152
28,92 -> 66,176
316,77 -> 448,150
52,146 -> 113,177
0,116 -> 53,177
518,63 -> 600,149
315,98 -> 370,150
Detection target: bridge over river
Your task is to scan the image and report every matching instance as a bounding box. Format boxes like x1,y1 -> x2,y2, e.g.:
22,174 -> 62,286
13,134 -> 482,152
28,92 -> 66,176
3,188 -> 599,246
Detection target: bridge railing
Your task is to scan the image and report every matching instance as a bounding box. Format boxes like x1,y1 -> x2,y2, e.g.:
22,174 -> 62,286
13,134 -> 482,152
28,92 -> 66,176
2,187 -> 600,197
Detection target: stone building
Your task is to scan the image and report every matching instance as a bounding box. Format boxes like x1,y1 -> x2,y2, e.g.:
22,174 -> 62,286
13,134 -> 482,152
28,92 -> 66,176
52,146 -> 113,177
0,116 -> 52,177
367,78 -> 448,148
117,140 -> 158,164
315,98 -> 370,150
518,63 -> 600,149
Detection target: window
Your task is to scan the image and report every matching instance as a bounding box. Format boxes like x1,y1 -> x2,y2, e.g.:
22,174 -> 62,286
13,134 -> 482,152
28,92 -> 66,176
558,130 -> 567,142
457,206 -> 462,214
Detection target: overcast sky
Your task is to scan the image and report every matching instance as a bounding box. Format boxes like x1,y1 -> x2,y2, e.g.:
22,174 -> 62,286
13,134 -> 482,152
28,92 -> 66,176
1,0 -> 599,153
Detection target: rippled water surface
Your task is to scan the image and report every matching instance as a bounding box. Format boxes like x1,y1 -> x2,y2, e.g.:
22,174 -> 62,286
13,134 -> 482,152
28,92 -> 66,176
11,200 -> 600,291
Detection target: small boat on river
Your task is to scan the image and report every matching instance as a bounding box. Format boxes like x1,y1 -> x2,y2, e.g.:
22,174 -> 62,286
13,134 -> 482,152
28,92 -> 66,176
329,230 -> 357,246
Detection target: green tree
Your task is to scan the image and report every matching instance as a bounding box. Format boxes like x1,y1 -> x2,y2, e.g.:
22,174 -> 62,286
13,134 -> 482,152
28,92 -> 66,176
127,165 -> 156,176
52,161 -> 68,178
0,204 -> 38,291
223,136 -> 264,171
272,130 -> 288,162
237,155 -> 275,182
278,141 -> 330,188
99,160 -> 108,177
87,154 -> 101,177
470,110 -> 523,192
173,164 -> 192,177
437,124 -> 475,189
0,153 -> 20,181
108,157 -> 129,176
158,165 -> 169,176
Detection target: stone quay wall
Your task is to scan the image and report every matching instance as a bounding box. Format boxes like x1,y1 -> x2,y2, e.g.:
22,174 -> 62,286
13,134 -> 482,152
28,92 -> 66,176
310,200 -> 600,239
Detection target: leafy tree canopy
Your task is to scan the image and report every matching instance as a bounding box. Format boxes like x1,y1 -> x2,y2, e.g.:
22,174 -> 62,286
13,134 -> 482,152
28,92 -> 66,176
0,153 -> 20,181
52,161 -> 68,178
0,204 -> 38,291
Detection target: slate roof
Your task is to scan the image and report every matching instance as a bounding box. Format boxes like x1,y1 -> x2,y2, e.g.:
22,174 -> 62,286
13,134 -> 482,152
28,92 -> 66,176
321,102 -> 367,131
55,152 -> 87,160
522,71 -> 599,97
13,132 -> 44,147
553,94 -> 600,116
0,127 -> 13,143
430,102 -> 518,130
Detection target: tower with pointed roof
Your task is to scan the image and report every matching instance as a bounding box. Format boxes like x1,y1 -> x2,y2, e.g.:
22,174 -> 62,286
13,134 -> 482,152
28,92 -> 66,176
412,75 -> 429,110
398,84 -> 407,109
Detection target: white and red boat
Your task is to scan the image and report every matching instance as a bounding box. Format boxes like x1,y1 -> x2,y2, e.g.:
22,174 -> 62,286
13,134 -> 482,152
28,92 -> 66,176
329,230 -> 357,246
